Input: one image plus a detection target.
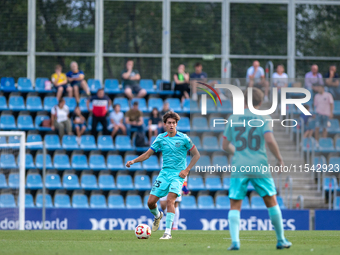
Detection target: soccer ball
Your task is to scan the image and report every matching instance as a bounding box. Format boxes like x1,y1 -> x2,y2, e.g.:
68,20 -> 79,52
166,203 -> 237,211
135,224 -> 151,239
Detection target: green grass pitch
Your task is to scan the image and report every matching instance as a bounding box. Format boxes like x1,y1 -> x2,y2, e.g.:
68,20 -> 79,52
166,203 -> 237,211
0,230 -> 339,255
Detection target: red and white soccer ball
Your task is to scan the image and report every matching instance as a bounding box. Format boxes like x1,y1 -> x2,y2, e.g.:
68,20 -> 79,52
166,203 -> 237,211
135,224 -> 152,239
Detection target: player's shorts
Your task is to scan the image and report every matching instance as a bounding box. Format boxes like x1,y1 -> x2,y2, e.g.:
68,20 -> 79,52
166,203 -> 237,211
150,171 -> 184,198
159,191 -> 182,202
228,177 -> 277,200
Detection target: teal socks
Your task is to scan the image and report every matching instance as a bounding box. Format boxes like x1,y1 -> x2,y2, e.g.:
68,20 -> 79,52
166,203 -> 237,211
149,206 -> 160,218
228,210 -> 240,243
166,212 -> 175,229
268,205 -> 285,241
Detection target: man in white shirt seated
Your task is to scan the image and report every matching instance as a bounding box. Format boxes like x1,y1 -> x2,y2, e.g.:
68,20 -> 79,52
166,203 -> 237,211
246,60 -> 270,102
272,65 -> 288,89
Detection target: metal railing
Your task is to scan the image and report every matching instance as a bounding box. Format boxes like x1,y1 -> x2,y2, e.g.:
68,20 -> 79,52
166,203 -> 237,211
296,195 -> 304,209
284,176 -> 293,209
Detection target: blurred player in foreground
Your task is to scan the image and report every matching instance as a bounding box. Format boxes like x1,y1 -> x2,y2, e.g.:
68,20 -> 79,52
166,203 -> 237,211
126,111 -> 200,239
222,88 -> 292,250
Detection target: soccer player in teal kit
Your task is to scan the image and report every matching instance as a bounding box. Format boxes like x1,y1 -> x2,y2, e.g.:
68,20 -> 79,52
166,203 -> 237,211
126,111 -> 200,239
222,88 -> 292,250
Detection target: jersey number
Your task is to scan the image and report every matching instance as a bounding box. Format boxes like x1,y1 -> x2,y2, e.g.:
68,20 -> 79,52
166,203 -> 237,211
235,127 -> 261,151
153,180 -> 162,188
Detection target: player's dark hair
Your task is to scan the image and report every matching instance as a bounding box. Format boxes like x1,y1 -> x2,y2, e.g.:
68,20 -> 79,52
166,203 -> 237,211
163,111 -> 180,124
195,62 -> 202,67
55,64 -> 62,70
244,87 -> 263,107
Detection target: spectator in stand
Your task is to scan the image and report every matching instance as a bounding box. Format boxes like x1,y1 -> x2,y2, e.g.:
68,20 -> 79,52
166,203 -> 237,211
72,106 -> 86,144
161,101 -> 171,116
174,64 -> 190,102
272,65 -> 288,89
109,104 -> 126,138
121,60 -> 146,100
246,60 -> 269,102
324,65 -> 340,100
314,84 -> 334,141
51,98 -> 72,139
87,88 -> 111,139
125,101 -> 144,136
148,107 -> 162,144
300,105 -> 313,138
190,62 -> 227,101
51,64 -> 72,101
66,61 -> 90,103
305,64 -> 324,94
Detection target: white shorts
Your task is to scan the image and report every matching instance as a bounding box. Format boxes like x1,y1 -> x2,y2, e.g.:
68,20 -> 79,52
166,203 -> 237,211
159,192 -> 182,202
149,124 -> 158,131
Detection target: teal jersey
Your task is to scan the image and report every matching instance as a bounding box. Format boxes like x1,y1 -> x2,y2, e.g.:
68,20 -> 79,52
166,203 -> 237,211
223,109 -> 273,177
150,131 -> 194,173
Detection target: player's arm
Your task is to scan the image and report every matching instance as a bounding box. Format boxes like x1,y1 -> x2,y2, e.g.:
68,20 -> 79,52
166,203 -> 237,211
222,136 -> 235,155
126,148 -> 154,167
264,132 -> 284,166
179,146 -> 200,179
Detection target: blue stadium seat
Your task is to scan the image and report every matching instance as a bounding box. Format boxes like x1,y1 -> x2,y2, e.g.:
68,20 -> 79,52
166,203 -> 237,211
104,79 -> 120,94
251,196 -> 266,209
8,135 -> 20,146
142,155 -> 160,171
113,98 -> 129,112
0,173 -> 7,189
126,195 -> 143,209
216,195 -> 230,209
9,96 -> 25,111
26,96 -> 43,111
0,96 -> 7,111
116,175 -> 134,190
35,153 -> 52,169
26,173 -> 43,189
45,135 -> 61,150
223,177 -> 230,189
80,135 -> 97,150
62,135 -> 79,150
0,136 -> 6,148
180,195 -> 197,209
277,196 -> 286,209
35,78 -> 50,93
324,177 -> 338,191
98,174 -> 115,190
17,115 -> 34,130
90,194 -> 107,208
156,79 -> 174,95
125,155 -> 142,170
188,176 -> 204,191
0,194 -> 16,208
205,177 -> 222,191
327,119 -> 340,134
71,154 -> 89,170
81,174 -> 98,190
43,96 -> 58,111
54,194 -> 71,208
45,173 -> 62,189
0,77 -> 16,92
89,154 -> 107,170
334,101 -> 340,116
87,116 -> 103,132
192,117 -> 209,132
108,194 -> 125,208
317,138 -> 335,153
329,157 -> 340,168
217,100 -> 233,114
313,156 -> 326,169
131,98 -> 147,112
115,135 -> 133,151
140,79 -> 155,93
190,136 -> 201,150
97,135 -> 114,150
209,116 -> 225,132
64,97 -> 77,112
334,197 -> 340,210
148,98 -> 163,112
166,98 -> 181,112
134,175 -> 151,190
25,194 -> 35,208
0,115 -> 16,130
0,154 -> 17,169
23,154 -> 35,169
72,194 -> 89,208
202,136 -> 219,152
177,117 -> 190,132
212,155 -> 228,166
195,155 -> 211,168
182,99 -> 199,113
242,197 -> 250,209
34,115 -> 51,131
198,195 -> 215,209
302,137 -> 317,152
63,174 -> 80,189
336,138 -> 340,152
17,77 -> 34,92
53,153 -> 71,170
205,99 -> 216,113
36,194 -> 53,208
107,154 -> 124,171
88,79 -> 102,93
79,97 -> 89,113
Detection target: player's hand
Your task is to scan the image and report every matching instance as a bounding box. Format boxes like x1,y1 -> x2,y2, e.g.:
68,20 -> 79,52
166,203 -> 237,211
179,169 -> 189,179
277,158 -> 285,173
126,160 -> 135,168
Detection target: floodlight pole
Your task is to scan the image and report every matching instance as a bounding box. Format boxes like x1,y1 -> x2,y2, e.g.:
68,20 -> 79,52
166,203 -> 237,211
27,0 -> 36,83
162,0 -> 171,81
42,140 -> 46,230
